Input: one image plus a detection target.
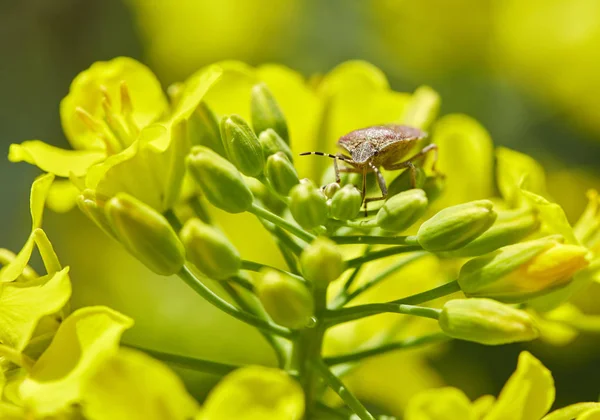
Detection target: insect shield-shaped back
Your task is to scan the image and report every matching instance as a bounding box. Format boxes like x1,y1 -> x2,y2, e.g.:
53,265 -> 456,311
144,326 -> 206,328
337,124 -> 426,166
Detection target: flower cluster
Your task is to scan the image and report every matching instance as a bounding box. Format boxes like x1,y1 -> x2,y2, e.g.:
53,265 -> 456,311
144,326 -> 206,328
3,57 -> 600,419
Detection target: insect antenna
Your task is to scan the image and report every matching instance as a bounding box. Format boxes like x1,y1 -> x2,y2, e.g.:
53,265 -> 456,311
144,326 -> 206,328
299,152 -> 353,163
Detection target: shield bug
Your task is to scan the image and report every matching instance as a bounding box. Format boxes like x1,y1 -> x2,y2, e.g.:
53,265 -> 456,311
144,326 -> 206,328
301,124 -> 437,212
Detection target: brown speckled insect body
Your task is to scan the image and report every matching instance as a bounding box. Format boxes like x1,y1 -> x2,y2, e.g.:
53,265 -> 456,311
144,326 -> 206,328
301,124 -> 437,210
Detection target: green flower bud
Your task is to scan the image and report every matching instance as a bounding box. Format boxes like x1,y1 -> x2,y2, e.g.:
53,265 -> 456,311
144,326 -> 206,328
289,180 -> 328,230
443,210 -> 540,257
416,200 -> 497,252
220,114 -> 265,177
256,269 -> 314,329
439,298 -> 539,345
265,152 -> 299,197
258,129 -> 293,161
330,184 -> 363,221
458,237 -> 589,302
105,193 -> 185,276
323,182 -> 341,199
180,218 -> 241,280
251,82 -> 289,144
300,237 -> 345,286
246,177 -> 286,214
376,189 -> 428,232
188,101 -> 226,157
422,175 -> 445,202
187,146 -> 254,214
388,167 -> 426,197
77,190 -> 116,239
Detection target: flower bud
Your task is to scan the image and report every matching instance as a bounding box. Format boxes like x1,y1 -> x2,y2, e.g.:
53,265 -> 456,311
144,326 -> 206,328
188,101 -> 227,157
329,184 -> 363,221
387,167 -> 427,197
443,210 -> 540,257
323,182 -> 341,199
76,189 -> 116,239
251,83 -> 289,144
289,180 -> 328,230
256,269 -> 314,329
416,200 -> 497,251
258,129 -> 293,161
220,114 -> 265,177
180,218 -> 241,280
439,298 -> 539,345
187,146 -> 253,213
377,189 -> 428,232
300,237 -> 345,286
458,237 -> 590,302
422,175 -> 445,203
265,152 -> 299,197
105,193 -> 185,276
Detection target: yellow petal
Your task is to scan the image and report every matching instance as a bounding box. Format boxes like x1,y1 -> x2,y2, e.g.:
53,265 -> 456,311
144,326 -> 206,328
522,190 -> 579,244
20,306 -> 133,416
172,65 -> 223,122
542,403 -> 600,420
496,147 -> 547,208
484,351 -> 554,420
404,387 -> 476,420
82,348 -> 199,420
0,267 -> 71,351
402,85 -> 441,131
60,57 -> 168,151
32,229 -> 62,274
47,179 -> 81,213
199,366 -> 304,420
8,141 -> 105,177
0,173 -> 54,283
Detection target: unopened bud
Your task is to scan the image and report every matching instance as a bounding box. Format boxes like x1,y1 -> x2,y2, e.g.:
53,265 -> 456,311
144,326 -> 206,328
187,146 -> 254,213
330,185 -> 363,221
105,193 -> 185,276
377,189 -> 428,232
76,189 -> 116,239
251,83 -> 289,144
300,237 -> 345,286
220,114 -> 265,177
266,152 -> 299,196
188,101 -> 226,157
258,129 -> 293,161
444,210 -> 540,257
388,167 -> 426,197
458,237 -> 590,302
439,298 -> 539,345
180,218 -> 241,280
323,182 -> 341,199
256,269 -> 314,329
422,175 -> 445,203
289,180 -> 328,230
417,200 -> 497,251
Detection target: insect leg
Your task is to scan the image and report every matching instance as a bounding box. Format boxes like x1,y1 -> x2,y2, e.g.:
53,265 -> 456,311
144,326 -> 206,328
299,152 -> 355,183
364,163 -> 388,204
361,168 -> 368,216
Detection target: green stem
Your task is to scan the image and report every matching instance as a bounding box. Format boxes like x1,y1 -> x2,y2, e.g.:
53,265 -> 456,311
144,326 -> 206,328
241,260 -> 306,284
346,245 -> 423,268
228,275 -> 255,293
125,344 -> 240,375
339,245 -> 372,296
178,266 -> 294,338
249,203 -> 315,243
389,280 -> 461,305
312,359 -> 375,420
164,209 -> 182,231
323,333 -> 449,366
221,282 -> 287,367
334,251 -> 428,308
325,303 -> 441,326
331,235 -> 419,246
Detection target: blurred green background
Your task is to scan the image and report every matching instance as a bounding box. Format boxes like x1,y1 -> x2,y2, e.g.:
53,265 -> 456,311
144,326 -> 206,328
2,0 -> 599,413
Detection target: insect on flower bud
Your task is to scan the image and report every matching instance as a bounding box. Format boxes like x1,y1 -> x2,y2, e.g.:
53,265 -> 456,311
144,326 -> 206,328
187,146 -> 254,214
180,218 -> 241,280
258,129 -> 293,161
300,237 -> 345,287
416,200 -> 497,252
251,82 -> 289,144
458,237 -> 590,302
105,193 -> 185,276
220,114 -> 265,177
443,209 -> 540,258
188,101 -> 227,157
256,269 -> 314,329
377,189 -> 428,232
289,180 -> 328,230
439,298 -> 539,345
265,152 -> 299,197
329,184 -> 363,221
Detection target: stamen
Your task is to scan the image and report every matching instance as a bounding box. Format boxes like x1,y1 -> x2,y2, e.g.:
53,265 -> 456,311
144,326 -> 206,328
75,107 -> 103,132
99,85 -> 112,107
120,81 -> 133,115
